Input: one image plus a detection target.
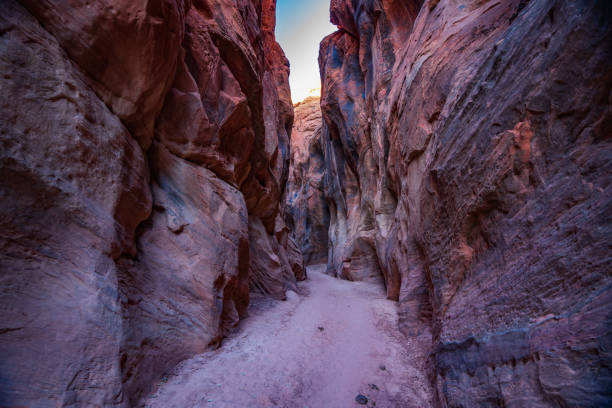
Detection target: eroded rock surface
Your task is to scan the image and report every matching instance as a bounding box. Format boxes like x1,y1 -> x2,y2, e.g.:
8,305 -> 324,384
1,3 -> 150,404
0,0 -> 302,406
285,97 -> 330,266
316,0 -> 612,406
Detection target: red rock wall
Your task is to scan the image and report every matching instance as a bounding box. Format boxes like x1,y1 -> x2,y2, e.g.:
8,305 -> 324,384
285,97 -> 330,266
0,0 -> 302,405
318,0 -> 612,406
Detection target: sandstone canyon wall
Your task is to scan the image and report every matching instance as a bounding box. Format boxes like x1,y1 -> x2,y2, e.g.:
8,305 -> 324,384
0,0 -> 303,406
315,0 -> 612,406
285,97 -> 330,266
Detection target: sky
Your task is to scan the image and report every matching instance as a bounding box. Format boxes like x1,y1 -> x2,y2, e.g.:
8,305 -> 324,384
275,0 -> 337,103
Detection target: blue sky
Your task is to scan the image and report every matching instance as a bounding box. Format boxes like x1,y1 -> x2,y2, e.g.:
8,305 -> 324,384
276,0 -> 337,103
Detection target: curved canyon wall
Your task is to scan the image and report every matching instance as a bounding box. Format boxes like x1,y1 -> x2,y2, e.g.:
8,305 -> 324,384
314,0 -> 611,406
285,97 -> 330,266
0,0 -> 303,406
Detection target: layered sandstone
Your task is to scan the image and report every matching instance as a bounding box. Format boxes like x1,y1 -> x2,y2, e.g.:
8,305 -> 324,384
285,97 -> 330,266
0,0 -> 302,406
317,0 -> 612,406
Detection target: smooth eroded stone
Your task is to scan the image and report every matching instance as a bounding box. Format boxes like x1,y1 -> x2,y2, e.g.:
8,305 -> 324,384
285,97 -> 330,266
317,0 -> 612,405
0,0 -> 302,405
117,143 -> 250,405
19,0 -> 188,148
0,1 -> 150,405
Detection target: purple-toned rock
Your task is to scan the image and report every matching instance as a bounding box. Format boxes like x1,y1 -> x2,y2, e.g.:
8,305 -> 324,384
116,143 -> 250,404
285,97 -> 330,266
0,1 -> 151,405
18,0 -> 188,148
317,0 -> 612,406
0,0 -> 302,406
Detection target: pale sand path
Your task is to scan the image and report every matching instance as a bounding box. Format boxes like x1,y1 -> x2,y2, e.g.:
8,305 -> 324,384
145,265 -> 433,408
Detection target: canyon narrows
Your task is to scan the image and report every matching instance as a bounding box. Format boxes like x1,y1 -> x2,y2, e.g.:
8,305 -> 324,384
1,1 -> 611,408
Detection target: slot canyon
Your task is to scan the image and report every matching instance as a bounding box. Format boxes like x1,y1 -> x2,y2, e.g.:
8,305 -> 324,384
0,0 -> 610,407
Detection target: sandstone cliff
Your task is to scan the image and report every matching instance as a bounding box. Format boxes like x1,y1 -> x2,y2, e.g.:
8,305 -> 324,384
315,0 -> 612,406
0,0 -> 303,406
285,97 -> 330,266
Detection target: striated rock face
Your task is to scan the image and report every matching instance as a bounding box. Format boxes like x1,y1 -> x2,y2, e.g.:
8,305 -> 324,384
317,0 -> 612,406
19,0 -> 188,149
285,97 -> 330,266
0,0 -> 302,406
0,3 -> 151,404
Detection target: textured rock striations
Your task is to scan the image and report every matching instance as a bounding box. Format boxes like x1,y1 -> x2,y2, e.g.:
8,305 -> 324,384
317,0 -> 612,406
0,0 -> 302,406
285,97 -> 330,266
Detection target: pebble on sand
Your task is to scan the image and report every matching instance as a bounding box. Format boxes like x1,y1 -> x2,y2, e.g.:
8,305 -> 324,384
355,394 -> 368,405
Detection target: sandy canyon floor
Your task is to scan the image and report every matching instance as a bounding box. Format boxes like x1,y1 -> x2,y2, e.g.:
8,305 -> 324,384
144,265 -> 433,408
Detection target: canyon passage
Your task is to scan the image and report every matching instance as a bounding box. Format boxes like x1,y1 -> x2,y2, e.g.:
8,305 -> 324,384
145,266 -> 433,407
1,0 -> 611,407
